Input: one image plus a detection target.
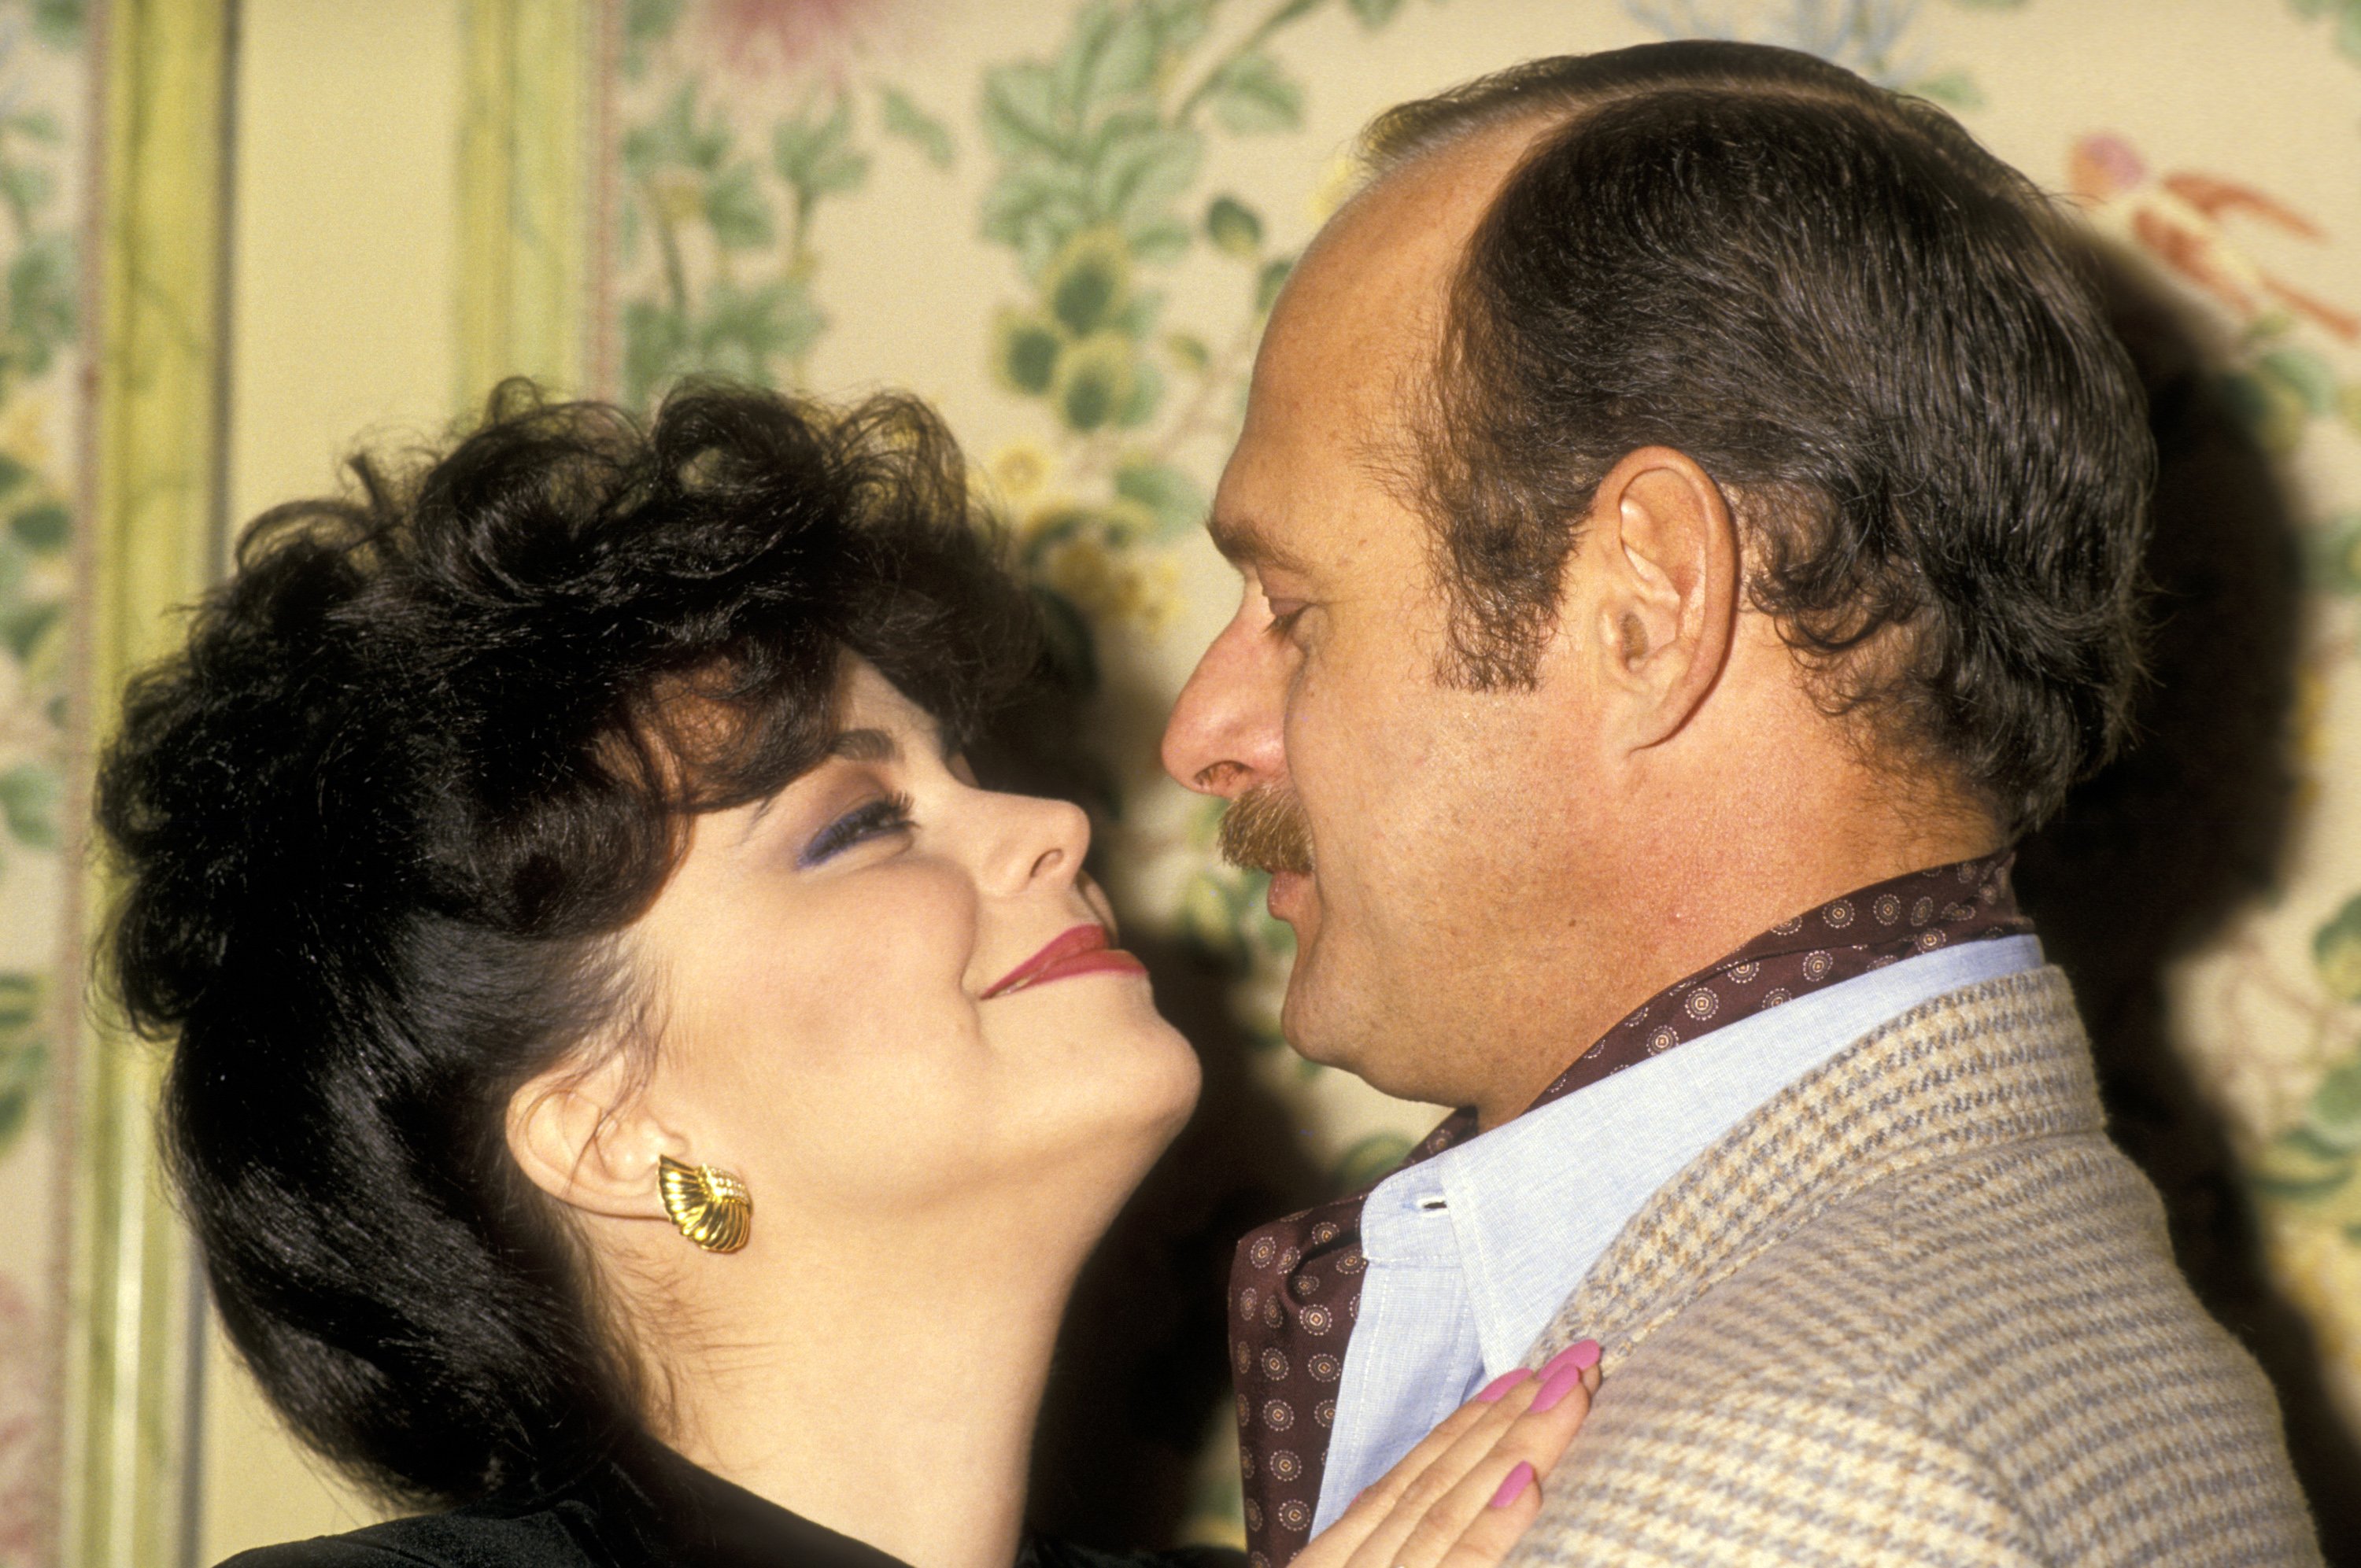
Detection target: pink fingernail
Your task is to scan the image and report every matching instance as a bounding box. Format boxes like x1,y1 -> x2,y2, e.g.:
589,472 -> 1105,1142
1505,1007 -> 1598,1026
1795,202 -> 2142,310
1531,1363 -> 1584,1412
1542,1338 -> 1602,1379
1489,1460 -> 1535,1509
1476,1367 -> 1533,1403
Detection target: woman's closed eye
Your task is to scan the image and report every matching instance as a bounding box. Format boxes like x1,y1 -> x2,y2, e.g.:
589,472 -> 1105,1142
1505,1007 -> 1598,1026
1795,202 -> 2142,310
800,791 -> 916,867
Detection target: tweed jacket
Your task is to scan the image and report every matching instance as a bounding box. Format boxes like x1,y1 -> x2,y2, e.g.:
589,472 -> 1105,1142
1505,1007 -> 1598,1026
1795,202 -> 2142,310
1507,966 -> 2319,1567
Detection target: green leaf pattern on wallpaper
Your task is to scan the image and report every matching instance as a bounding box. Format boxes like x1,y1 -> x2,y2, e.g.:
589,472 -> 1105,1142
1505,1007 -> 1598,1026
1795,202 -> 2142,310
616,0 -> 959,404
0,3 -> 79,1165
1626,0 -> 2022,107
2290,0 -> 2361,65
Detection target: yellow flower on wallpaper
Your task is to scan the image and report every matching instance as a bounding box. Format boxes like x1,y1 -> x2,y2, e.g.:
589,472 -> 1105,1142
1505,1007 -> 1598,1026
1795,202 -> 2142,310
0,397 -> 53,477
989,441 -> 1055,507
1037,532 -> 1179,633
1306,149 -> 1359,224
648,166 -> 707,228
2270,1209 -> 2361,1419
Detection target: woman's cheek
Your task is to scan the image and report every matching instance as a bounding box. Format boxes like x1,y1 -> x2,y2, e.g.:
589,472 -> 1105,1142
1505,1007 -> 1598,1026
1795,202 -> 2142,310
782,860 -> 981,1043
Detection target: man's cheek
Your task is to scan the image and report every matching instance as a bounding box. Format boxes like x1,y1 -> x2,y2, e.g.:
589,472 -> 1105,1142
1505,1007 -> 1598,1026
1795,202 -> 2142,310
1287,708 -> 1393,825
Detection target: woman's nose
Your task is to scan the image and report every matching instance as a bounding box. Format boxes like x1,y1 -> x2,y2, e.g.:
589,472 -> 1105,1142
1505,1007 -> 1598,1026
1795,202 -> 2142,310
1162,607 -> 1287,799
988,792 -> 1092,894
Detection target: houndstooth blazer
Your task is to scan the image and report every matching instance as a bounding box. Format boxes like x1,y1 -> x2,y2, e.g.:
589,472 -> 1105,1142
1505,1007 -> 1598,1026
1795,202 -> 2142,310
1507,966 -> 2320,1566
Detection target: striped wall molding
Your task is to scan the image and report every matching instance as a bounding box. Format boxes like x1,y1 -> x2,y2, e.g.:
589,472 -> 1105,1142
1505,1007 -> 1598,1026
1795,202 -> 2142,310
66,2 -> 235,1565
63,5 -> 597,1562
457,0 -> 595,410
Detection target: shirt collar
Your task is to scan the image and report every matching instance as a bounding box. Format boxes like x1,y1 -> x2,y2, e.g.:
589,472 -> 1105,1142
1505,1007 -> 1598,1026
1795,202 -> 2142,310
1360,933 -> 2046,1377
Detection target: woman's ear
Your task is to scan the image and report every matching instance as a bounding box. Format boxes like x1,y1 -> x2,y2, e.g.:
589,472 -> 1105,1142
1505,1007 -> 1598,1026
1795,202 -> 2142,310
507,1048 -> 674,1223
1578,445 -> 1740,750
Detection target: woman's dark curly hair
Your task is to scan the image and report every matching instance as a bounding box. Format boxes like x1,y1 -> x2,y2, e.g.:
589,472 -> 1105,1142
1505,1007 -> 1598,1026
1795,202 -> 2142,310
94,382 -> 1043,1507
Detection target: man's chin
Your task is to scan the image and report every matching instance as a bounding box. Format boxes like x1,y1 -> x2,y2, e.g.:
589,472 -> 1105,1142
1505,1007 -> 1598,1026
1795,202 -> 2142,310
1276,985 -> 1348,1072
1276,937 -> 1365,1075
1279,947 -> 1464,1106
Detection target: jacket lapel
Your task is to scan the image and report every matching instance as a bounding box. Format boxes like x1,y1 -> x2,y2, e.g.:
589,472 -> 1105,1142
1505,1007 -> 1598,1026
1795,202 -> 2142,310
1524,965 -> 2103,1371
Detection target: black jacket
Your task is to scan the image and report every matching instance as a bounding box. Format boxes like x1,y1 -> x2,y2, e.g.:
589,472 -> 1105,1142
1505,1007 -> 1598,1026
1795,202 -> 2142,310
221,1440 -> 1243,1568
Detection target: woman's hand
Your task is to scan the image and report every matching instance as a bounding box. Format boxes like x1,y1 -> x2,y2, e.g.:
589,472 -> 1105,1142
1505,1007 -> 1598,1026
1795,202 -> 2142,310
1289,1340 -> 1600,1568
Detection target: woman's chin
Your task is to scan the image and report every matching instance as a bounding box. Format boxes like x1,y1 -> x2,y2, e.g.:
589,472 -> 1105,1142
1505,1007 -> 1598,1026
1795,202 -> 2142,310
1131,1039 -> 1205,1160
1012,1024 -> 1203,1190
1104,1010 -> 1204,1133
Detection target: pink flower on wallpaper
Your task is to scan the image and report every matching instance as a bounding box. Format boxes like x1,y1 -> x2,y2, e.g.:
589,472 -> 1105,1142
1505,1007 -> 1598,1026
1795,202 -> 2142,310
2070,131 -> 2357,343
690,0 -> 907,83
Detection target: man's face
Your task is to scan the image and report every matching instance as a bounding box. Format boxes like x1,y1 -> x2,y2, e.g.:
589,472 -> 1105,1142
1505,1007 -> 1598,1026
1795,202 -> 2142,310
1162,131 -> 1618,1111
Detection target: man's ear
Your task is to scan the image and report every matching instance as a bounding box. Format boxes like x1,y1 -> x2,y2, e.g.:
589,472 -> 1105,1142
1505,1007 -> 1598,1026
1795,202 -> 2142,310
507,1047 -> 674,1223
1580,445 -> 1739,750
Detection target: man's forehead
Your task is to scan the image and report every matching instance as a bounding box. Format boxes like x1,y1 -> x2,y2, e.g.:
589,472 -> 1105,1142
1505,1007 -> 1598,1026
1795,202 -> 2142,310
1282,116 -> 1555,330
1235,120 -> 1554,451
1210,120 -> 1557,575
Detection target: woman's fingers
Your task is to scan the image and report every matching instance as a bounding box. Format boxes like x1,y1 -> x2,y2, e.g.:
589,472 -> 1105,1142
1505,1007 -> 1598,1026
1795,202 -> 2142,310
1291,1376 -> 1522,1568
1366,1366 -> 1591,1568
1353,1377 -> 1520,1515
1336,1340 -> 1600,1568
1338,1380 -> 1539,1568
1431,1462 -> 1546,1568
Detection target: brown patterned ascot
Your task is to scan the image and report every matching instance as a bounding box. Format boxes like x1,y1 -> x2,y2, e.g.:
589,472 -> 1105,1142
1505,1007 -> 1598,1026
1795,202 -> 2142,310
1230,854 -> 2034,1568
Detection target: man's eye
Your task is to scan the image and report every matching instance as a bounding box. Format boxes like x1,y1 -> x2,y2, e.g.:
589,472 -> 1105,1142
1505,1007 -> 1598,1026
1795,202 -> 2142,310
1266,600 -> 1310,640
799,792 -> 916,867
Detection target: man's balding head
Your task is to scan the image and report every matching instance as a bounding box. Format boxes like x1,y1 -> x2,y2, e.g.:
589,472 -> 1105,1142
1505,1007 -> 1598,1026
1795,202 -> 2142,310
1359,43 -> 2151,836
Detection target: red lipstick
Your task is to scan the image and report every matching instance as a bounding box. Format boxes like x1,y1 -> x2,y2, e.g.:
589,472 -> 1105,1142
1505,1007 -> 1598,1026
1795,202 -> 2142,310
982,924 -> 1147,999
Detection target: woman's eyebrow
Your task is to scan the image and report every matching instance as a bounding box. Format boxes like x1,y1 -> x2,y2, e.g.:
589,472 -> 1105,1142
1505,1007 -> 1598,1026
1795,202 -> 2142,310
827,727 -> 900,763
741,725 -> 907,841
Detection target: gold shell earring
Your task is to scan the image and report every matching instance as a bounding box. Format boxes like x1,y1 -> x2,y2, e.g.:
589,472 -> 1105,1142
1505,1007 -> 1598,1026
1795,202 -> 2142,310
658,1155 -> 752,1253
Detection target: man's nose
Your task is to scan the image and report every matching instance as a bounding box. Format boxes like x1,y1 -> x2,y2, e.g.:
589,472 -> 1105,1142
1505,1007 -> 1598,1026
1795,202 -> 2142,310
1162,609 -> 1287,799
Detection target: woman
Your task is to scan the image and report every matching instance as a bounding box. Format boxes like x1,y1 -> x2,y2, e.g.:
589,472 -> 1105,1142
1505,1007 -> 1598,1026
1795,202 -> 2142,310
97,384 -> 1591,1568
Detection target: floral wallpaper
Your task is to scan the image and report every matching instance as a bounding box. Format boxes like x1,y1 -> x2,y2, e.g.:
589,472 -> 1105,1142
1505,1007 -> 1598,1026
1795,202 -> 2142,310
588,0 -> 2361,1548
0,1 -> 87,1563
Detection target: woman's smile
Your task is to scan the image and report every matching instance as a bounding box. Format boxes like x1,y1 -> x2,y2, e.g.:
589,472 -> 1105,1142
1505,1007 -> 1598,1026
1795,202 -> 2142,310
981,923 -> 1148,999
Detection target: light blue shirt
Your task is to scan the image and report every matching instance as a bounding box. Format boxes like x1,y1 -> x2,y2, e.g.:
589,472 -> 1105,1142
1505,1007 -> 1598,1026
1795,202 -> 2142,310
1309,934 -> 2045,1533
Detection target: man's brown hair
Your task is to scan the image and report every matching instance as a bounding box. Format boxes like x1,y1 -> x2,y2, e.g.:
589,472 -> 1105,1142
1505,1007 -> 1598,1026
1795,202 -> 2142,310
1368,42 -> 2152,835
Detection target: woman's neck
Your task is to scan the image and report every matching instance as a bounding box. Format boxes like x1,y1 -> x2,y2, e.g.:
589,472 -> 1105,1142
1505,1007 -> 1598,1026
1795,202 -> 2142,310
634,1194 -> 1107,1568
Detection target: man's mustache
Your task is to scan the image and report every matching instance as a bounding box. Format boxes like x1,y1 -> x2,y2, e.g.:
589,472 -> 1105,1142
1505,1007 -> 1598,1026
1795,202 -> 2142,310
1217,782 -> 1315,876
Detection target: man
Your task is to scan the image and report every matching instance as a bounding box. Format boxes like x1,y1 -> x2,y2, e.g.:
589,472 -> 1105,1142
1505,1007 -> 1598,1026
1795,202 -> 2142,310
1162,41 -> 2319,1568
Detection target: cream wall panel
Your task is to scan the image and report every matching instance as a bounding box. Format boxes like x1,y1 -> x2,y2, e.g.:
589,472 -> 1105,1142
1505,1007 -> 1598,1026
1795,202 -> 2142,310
224,0 -> 465,534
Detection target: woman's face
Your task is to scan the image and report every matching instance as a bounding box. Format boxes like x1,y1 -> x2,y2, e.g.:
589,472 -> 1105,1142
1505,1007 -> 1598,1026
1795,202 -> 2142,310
626,659 -> 1199,1229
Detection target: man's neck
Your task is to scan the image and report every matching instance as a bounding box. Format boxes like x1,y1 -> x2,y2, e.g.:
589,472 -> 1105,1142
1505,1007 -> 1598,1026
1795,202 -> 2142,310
1472,812 -> 2003,1130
